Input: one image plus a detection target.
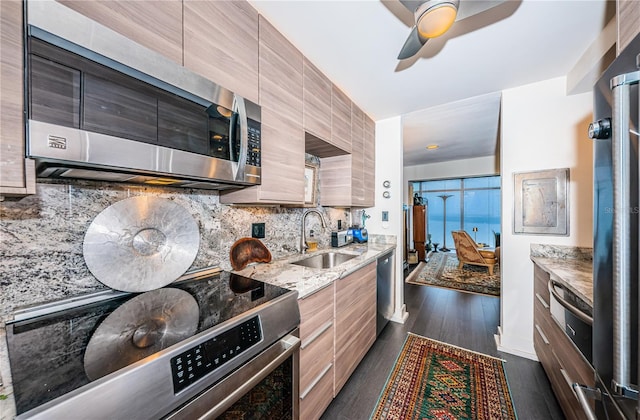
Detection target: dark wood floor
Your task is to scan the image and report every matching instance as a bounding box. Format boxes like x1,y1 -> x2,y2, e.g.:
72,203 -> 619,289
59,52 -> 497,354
320,267 -> 565,420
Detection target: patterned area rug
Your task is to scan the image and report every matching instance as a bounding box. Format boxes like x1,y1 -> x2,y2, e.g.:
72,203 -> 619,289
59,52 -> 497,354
371,333 -> 517,420
406,252 -> 500,296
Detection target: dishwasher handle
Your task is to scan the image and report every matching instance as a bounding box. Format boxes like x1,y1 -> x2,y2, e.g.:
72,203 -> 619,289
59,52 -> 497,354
548,279 -> 593,326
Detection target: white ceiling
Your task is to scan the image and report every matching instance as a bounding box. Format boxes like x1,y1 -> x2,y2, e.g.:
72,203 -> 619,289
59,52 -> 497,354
249,0 -> 614,165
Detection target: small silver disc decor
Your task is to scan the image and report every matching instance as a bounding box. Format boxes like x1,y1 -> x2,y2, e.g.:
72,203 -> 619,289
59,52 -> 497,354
83,288 -> 199,380
83,196 -> 200,292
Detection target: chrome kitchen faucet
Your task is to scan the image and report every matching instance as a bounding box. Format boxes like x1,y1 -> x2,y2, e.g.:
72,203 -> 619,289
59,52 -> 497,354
300,210 -> 327,254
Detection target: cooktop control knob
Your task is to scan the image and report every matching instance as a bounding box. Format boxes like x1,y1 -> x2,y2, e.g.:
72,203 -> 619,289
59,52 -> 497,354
588,118 -> 611,139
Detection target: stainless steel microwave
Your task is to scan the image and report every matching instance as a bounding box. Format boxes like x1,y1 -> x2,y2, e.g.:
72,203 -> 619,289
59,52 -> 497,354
25,1 -> 261,190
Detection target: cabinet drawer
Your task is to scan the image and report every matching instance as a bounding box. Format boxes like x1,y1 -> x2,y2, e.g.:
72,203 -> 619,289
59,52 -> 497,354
299,284 -> 334,343
334,262 -> 377,394
534,264 -> 551,303
300,362 -> 334,420
300,321 -> 334,393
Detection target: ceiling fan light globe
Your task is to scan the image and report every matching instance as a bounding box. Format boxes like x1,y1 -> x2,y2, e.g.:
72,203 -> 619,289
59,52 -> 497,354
416,3 -> 458,38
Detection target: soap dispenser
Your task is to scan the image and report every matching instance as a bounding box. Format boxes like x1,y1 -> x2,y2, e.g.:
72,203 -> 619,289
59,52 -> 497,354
307,230 -> 318,251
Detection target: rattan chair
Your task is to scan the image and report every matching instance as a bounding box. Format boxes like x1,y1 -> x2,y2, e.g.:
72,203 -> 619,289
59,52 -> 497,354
451,230 -> 499,275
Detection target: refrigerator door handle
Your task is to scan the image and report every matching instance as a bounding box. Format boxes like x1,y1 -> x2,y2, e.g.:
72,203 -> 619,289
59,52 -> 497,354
610,71 -> 640,398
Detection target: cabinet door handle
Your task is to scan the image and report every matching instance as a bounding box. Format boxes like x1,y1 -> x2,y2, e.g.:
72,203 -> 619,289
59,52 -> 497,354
301,321 -> 333,350
535,324 -> 549,345
300,363 -> 332,399
535,293 -> 550,309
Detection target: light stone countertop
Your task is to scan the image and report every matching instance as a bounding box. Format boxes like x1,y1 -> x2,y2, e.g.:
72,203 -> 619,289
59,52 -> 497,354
233,240 -> 397,299
530,244 -> 593,308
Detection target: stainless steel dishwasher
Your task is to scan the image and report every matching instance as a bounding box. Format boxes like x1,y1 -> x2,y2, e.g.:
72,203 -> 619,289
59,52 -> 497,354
377,251 -> 395,336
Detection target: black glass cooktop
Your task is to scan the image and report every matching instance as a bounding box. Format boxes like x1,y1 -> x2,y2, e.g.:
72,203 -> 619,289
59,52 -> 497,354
5,270 -> 290,415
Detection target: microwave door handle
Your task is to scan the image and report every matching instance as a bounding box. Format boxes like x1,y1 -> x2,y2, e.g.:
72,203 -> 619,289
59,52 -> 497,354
610,71 -> 640,398
547,279 -> 593,326
233,94 -> 249,182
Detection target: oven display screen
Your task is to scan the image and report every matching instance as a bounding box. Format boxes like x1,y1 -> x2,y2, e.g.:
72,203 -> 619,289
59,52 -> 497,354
170,316 -> 262,393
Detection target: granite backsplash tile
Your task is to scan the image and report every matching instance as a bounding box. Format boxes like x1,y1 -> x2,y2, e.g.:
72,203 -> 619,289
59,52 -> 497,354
0,180 -> 350,321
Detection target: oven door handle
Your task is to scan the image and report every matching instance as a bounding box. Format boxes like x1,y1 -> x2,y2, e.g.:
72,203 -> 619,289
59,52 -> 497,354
166,333 -> 301,420
548,279 -> 593,326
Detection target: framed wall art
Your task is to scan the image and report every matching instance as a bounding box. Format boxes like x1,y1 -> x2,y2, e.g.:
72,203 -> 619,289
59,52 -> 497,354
513,168 -> 569,236
304,164 -> 318,206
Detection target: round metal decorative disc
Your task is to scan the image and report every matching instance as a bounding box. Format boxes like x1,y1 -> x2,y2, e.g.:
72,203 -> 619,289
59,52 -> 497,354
83,196 -> 200,292
83,288 -> 199,381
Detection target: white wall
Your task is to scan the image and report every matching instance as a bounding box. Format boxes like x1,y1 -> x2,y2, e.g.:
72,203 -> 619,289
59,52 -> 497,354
498,76 -> 593,358
366,116 -> 408,323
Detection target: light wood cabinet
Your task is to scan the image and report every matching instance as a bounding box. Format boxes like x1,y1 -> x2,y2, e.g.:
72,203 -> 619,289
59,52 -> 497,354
0,0 -> 36,197
298,261 -> 379,418
58,0 -> 183,66
220,16 -> 305,205
318,106 -> 375,208
617,0 -> 640,55
303,58 -> 332,143
363,115 -> 376,206
334,262 -> 377,395
533,264 -> 595,420
351,104 -> 365,205
183,0 -> 259,104
299,284 -> 335,420
331,85 -> 352,153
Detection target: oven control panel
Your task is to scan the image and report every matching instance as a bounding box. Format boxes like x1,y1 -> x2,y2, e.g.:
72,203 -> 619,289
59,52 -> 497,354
170,316 -> 262,393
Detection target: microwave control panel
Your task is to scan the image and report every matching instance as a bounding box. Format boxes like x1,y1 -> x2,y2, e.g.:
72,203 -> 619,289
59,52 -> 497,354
247,119 -> 261,167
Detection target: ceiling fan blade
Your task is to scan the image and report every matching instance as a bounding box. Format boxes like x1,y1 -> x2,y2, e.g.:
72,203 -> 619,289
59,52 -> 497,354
398,0 -> 425,13
455,0 -> 508,22
397,26 -> 427,60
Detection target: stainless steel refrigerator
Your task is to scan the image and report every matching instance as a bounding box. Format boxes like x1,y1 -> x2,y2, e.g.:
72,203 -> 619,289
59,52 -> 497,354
580,33 -> 640,418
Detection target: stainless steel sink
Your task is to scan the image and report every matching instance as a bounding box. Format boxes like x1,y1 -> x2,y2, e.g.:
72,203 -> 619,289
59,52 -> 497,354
291,252 -> 357,269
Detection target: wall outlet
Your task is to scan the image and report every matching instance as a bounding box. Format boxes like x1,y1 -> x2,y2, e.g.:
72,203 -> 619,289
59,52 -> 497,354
252,223 -> 266,238
382,211 -> 389,222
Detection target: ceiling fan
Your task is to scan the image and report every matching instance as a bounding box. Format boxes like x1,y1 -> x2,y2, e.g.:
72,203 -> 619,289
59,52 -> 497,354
397,0 -> 507,60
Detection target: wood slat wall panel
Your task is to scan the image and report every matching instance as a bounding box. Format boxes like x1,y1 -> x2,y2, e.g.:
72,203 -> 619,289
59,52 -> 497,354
59,0 -> 183,66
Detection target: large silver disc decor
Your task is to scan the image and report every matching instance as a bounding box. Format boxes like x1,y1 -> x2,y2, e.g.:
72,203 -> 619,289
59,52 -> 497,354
84,288 -> 199,381
83,196 -> 200,292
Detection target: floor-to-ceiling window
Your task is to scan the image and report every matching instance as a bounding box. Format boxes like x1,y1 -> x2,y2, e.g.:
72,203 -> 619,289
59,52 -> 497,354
412,175 -> 501,248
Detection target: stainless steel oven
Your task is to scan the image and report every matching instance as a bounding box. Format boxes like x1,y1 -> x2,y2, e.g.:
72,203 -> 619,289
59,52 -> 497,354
5,268 -> 300,419
548,278 -> 593,364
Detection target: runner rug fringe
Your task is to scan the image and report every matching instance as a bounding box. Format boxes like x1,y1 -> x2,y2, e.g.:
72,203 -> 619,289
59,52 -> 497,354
406,252 -> 500,297
371,333 -> 517,420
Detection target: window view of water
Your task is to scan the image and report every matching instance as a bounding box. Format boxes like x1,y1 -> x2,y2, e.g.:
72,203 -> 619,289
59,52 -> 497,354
412,176 -> 501,248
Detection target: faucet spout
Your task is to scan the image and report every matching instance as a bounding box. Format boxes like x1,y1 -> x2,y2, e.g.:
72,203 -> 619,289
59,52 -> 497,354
301,209 -> 327,254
